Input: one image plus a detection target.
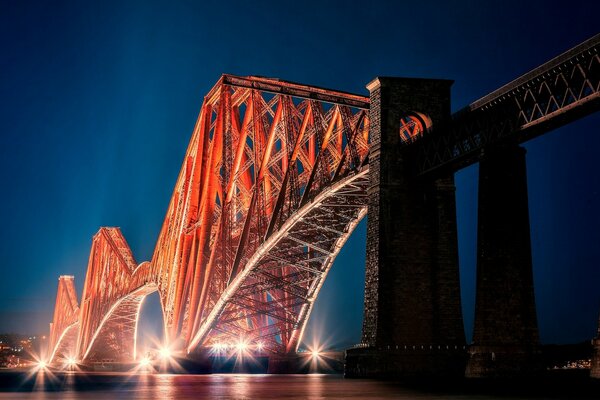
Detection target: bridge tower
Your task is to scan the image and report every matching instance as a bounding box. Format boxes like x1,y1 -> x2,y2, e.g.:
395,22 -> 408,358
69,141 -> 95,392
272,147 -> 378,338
465,144 -> 540,377
345,77 -> 466,378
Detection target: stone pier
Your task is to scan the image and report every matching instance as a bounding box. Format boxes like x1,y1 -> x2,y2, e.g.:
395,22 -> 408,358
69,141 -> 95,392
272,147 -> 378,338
345,77 -> 466,378
465,144 -> 540,377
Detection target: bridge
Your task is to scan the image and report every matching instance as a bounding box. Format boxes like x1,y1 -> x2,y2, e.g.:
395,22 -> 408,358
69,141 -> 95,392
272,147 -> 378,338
46,33 -> 600,377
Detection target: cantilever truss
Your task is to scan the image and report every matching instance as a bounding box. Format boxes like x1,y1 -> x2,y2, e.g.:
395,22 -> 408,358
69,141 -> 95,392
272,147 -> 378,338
152,75 -> 371,353
47,34 -> 600,363
75,228 -> 156,361
48,276 -> 79,362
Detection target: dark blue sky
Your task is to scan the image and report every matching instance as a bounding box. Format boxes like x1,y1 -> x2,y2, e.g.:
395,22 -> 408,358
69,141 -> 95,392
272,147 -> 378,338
1,1 -> 598,348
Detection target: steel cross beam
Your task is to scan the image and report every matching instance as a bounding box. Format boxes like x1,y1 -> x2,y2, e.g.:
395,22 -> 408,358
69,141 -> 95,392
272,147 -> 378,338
219,74 -> 370,109
415,33 -> 600,176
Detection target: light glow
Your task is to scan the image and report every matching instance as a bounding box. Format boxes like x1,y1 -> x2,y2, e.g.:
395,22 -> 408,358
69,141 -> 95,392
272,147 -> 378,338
65,357 -> 77,366
158,347 -> 172,359
235,341 -> 248,352
212,342 -> 225,352
139,356 -> 151,367
37,360 -> 47,369
256,342 -> 264,352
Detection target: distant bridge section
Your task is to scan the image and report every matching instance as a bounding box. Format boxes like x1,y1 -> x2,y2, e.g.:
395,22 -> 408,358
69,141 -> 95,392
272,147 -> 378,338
48,276 -> 79,363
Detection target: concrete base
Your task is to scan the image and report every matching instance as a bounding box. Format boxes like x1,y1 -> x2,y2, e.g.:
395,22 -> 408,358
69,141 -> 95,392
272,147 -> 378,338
465,345 -> 542,378
345,347 -> 467,379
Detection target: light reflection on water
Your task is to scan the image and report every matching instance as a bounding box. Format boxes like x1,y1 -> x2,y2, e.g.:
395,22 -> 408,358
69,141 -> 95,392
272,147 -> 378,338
0,373 -> 444,400
0,371 -> 590,400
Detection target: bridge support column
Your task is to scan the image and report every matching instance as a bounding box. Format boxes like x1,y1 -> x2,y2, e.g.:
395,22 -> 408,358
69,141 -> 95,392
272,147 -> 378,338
346,77 -> 466,379
591,314 -> 600,378
466,144 -> 540,378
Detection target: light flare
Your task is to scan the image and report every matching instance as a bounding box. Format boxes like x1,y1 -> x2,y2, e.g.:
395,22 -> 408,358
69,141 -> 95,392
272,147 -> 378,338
235,341 -> 248,352
158,347 -> 172,360
139,356 -> 151,367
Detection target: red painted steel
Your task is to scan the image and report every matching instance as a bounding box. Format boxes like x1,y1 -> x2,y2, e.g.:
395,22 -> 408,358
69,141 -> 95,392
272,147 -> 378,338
151,78 -> 371,354
76,228 -> 156,361
48,276 -> 79,363
47,77 -> 370,361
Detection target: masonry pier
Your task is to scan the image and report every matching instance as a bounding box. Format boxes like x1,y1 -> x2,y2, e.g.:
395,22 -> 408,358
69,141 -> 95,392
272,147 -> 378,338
345,77 -> 466,378
465,144 -> 540,377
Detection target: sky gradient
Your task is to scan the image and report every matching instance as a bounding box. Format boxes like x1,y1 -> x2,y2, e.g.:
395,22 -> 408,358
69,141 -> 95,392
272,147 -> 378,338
1,0 -> 599,348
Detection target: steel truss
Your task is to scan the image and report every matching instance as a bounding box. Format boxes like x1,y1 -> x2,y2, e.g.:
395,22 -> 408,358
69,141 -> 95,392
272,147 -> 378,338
76,228 -> 157,361
48,276 -> 79,363
417,33 -> 600,175
46,34 -> 599,362
151,77 -> 370,354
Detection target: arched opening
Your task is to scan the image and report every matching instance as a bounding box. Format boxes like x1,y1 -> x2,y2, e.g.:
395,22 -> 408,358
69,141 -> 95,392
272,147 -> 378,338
300,219 -> 367,352
135,290 -> 166,360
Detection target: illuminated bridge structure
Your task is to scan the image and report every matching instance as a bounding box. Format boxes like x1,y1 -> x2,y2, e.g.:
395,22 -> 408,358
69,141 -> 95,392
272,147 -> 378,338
47,34 -> 599,377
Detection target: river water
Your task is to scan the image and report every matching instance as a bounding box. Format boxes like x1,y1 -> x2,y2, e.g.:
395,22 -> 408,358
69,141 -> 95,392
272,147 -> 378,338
0,372 -> 597,399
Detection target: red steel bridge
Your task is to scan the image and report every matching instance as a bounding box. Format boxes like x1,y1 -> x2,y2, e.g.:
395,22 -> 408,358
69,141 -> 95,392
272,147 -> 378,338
46,34 -> 599,376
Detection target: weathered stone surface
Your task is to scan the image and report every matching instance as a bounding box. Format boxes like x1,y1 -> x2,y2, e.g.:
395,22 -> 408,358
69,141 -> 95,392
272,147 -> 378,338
348,77 -> 466,378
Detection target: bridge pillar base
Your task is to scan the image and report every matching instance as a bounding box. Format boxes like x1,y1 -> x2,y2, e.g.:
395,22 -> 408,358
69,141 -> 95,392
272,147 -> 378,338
359,77 -> 466,379
591,317 -> 600,378
267,354 -> 302,374
465,345 -> 542,378
345,347 -> 467,379
177,349 -> 213,373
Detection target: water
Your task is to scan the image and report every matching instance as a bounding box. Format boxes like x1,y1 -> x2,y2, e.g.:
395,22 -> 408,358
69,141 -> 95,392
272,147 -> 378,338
0,371 -> 597,399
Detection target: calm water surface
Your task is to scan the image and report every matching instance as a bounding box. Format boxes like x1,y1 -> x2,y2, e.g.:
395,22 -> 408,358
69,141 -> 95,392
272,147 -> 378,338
0,372 -> 596,399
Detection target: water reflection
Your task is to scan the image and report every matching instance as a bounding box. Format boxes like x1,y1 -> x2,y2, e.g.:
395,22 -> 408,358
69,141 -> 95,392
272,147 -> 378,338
0,371 -> 596,399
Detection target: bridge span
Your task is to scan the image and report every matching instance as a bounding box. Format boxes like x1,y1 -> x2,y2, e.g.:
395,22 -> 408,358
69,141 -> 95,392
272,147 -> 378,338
47,33 -> 599,378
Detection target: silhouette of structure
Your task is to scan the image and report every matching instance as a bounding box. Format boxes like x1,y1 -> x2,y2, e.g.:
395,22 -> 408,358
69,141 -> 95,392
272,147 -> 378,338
592,314 -> 600,379
47,34 -> 599,377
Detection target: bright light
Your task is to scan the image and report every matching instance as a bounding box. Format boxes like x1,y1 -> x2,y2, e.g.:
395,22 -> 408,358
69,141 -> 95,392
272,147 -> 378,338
66,357 -> 77,366
139,357 -> 151,367
212,343 -> 225,352
158,347 -> 172,360
235,341 -> 248,352
37,360 -> 47,369
310,349 -> 321,359
256,342 -> 264,352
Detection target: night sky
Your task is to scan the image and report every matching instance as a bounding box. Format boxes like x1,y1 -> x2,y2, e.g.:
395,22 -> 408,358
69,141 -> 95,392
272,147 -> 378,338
1,1 -> 599,349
